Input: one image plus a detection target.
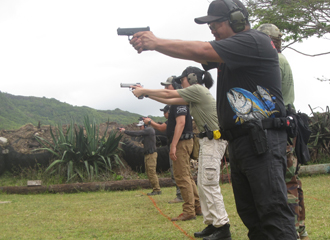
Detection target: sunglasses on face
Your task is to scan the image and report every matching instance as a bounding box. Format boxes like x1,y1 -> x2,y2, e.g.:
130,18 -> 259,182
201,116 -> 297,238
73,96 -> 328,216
208,20 -> 225,31
208,22 -> 218,31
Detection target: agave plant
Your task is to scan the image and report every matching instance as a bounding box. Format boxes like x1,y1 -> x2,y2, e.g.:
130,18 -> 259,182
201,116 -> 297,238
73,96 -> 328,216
82,116 -> 124,178
35,116 -> 123,182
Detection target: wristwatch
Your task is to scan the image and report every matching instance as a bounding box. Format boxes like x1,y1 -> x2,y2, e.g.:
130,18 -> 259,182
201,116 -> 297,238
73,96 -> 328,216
148,120 -> 152,125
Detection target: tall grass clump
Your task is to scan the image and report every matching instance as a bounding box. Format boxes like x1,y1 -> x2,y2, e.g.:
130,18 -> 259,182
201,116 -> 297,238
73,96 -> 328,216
35,116 -> 123,182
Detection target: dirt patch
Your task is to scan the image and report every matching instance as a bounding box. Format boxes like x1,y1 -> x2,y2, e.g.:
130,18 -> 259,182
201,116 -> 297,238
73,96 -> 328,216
0,122 -> 144,177
0,122 -> 141,154
0,121 -> 199,177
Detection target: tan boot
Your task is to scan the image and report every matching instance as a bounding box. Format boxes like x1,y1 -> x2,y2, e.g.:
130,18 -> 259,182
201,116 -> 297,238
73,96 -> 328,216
147,191 -> 162,196
171,213 -> 196,221
195,206 -> 203,216
300,236 -> 310,240
168,197 -> 184,204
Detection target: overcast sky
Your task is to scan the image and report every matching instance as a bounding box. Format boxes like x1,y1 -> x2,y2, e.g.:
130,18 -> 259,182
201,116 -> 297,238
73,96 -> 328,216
0,0 -> 329,118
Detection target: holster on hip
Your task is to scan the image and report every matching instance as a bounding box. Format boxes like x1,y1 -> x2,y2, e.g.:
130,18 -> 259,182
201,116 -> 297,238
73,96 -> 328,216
243,120 -> 268,155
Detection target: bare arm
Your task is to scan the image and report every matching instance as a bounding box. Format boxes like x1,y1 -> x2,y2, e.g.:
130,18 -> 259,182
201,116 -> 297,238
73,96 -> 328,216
170,115 -> 185,161
130,31 -> 223,64
143,117 -> 167,132
149,95 -> 188,105
155,39 -> 222,64
132,87 -> 181,99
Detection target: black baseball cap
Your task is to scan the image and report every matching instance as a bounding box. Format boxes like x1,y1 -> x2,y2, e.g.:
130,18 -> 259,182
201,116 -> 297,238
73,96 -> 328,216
194,0 -> 248,24
160,105 -> 170,113
174,66 -> 204,84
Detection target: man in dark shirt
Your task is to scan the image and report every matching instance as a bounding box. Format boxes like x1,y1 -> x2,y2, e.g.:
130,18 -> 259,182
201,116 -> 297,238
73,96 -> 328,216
119,121 -> 160,196
146,76 -> 201,221
143,105 -> 183,203
166,99 -> 201,221
143,103 -> 184,204
129,0 -> 296,239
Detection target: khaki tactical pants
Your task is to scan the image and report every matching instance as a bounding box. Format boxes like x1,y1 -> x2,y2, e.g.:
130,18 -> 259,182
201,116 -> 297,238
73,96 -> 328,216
144,152 -> 160,192
198,138 -> 230,227
172,139 -> 200,216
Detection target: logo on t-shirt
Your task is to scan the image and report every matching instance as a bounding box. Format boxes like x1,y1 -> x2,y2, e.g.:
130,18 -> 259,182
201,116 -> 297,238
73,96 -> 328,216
226,85 -> 279,125
176,106 -> 187,114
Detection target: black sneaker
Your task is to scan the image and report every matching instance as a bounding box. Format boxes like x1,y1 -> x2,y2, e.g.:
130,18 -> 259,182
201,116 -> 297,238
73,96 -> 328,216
203,223 -> 232,240
194,225 -> 217,238
147,191 -> 162,196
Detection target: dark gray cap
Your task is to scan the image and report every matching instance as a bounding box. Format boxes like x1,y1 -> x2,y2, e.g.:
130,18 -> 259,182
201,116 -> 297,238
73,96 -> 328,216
174,66 -> 204,85
194,0 -> 248,24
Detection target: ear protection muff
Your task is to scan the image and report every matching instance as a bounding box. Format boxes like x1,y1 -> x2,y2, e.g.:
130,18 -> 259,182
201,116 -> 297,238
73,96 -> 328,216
169,75 -> 182,89
222,0 -> 246,33
172,77 -> 182,89
173,81 -> 182,89
187,73 -> 198,85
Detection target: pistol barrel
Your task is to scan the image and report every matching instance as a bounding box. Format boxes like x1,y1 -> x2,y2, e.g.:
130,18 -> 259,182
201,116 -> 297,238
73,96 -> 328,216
120,83 -> 134,88
117,27 -> 150,36
120,83 -> 141,88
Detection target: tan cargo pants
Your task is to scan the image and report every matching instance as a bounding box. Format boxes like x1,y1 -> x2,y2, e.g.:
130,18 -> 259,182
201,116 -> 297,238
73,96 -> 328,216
172,139 -> 200,216
144,152 -> 160,192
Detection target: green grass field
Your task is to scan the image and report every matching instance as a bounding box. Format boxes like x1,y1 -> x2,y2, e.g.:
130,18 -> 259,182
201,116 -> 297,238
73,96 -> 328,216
1,174 -> 329,239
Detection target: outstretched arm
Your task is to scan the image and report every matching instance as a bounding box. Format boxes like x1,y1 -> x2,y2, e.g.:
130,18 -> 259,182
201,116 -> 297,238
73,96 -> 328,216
130,31 -> 223,64
132,87 -> 181,99
149,95 -> 188,106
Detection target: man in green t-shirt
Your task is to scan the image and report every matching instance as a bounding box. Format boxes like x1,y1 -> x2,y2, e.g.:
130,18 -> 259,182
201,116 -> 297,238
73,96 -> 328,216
257,23 -> 309,240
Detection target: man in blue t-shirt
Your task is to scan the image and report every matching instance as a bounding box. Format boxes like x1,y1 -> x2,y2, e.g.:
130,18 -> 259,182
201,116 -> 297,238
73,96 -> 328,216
129,0 -> 296,239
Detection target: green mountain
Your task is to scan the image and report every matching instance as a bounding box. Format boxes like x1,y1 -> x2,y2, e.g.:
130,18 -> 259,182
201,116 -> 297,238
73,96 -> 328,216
0,91 -> 166,130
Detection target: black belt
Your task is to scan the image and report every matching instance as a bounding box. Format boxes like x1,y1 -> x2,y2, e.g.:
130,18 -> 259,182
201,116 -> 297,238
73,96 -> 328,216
179,133 -> 194,140
168,133 -> 194,144
221,127 -> 249,141
262,117 -> 288,129
144,149 -> 157,155
221,118 -> 287,141
198,132 -> 208,138
198,131 -> 214,139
